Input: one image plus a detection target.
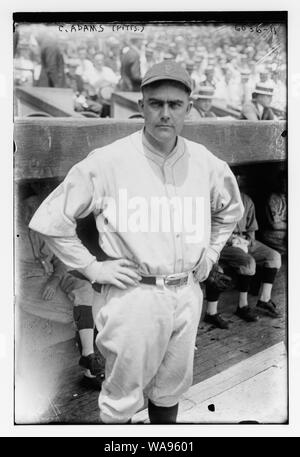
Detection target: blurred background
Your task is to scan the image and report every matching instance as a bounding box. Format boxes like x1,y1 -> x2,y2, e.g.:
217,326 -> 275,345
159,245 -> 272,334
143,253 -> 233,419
13,22 -> 287,120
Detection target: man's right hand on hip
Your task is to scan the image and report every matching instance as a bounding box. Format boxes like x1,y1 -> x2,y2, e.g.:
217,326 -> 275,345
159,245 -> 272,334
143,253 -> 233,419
82,258 -> 142,290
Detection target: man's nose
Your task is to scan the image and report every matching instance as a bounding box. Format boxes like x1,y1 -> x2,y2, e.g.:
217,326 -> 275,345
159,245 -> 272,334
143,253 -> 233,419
161,103 -> 170,119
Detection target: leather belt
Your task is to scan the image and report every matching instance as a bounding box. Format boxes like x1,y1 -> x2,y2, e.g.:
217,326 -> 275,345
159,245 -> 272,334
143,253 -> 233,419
70,269 -> 196,292
140,271 -> 193,287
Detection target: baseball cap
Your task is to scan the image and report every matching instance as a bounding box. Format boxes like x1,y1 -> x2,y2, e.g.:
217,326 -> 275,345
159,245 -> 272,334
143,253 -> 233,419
141,61 -> 193,93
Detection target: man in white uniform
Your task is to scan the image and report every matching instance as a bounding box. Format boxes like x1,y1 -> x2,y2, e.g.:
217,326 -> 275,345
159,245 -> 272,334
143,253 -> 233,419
29,61 -> 244,424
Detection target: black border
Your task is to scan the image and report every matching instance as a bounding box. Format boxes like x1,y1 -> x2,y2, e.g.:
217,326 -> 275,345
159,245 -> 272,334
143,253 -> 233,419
13,11 -> 287,24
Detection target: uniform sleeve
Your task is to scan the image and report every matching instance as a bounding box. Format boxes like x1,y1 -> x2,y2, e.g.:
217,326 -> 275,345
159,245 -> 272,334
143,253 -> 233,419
208,161 -> 244,263
29,160 -> 102,270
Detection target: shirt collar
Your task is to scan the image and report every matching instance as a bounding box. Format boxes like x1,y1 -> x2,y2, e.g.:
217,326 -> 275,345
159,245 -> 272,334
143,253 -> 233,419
141,128 -> 185,167
256,102 -> 264,116
253,100 -> 264,117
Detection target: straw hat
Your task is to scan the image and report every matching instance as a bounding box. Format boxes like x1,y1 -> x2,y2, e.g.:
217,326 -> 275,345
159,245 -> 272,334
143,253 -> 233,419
252,82 -> 274,96
192,86 -> 215,99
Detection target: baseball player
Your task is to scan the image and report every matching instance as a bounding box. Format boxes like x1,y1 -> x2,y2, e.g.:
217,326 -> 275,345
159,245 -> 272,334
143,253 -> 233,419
205,174 -> 282,327
29,61 -> 244,424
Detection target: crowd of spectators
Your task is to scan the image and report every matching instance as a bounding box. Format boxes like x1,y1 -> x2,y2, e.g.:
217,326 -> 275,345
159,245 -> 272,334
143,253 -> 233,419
13,23 -> 287,117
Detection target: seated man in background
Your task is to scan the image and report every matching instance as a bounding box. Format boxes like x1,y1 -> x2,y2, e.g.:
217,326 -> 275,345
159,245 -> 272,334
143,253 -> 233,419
241,82 -> 276,120
21,195 -> 104,387
204,174 -> 282,329
84,52 -> 119,117
75,46 -> 96,86
65,60 -> 103,117
88,52 -> 120,90
262,170 -> 287,255
187,86 -> 217,120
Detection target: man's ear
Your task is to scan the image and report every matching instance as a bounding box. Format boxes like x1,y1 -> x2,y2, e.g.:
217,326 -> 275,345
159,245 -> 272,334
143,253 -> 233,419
138,99 -> 144,113
186,100 -> 193,115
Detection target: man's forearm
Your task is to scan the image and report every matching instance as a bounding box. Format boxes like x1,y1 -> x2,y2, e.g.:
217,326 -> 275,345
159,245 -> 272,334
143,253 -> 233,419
41,234 -> 97,272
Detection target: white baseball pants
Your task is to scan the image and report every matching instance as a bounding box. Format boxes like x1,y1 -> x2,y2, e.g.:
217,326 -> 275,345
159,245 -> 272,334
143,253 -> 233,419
93,276 -> 203,424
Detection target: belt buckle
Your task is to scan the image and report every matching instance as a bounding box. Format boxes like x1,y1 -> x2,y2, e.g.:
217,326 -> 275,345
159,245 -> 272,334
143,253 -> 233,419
164,274 -> 188,287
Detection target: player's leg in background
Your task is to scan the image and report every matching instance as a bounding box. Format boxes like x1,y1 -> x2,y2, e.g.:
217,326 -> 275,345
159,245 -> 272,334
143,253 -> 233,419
60,273 -> 104,379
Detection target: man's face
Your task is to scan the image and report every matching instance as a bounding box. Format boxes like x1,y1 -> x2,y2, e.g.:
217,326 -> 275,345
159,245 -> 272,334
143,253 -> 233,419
94,54 -> 104,70
272,71 -> 279,82
257,94 -> 272,107
139,82 -> 192,146
195,98 -> 212,112
259,73 -> 268,83
186,66 -> 194,76
78,49 -> 87,60
205,70 -> 214,82
68,65 -> 77,77
187,46 -> 195,57
145,50 -> 154,61
241,75 -> 250,83
131,38 -> 143,50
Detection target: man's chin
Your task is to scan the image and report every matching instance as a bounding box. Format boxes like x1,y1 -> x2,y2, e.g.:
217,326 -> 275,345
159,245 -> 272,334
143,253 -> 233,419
155,127 -> 175,137
156,133 -> 175,143
145,128 -> 177,146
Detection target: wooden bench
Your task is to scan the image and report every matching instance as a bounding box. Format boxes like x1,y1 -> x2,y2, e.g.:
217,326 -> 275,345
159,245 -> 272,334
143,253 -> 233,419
15,86 -> 85,118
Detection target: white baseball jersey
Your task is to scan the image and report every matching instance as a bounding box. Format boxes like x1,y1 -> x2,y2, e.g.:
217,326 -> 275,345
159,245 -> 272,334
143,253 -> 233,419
29,129 -> 244,278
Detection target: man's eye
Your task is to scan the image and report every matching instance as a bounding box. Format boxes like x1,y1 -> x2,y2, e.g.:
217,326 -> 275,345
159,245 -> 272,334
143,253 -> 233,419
170,103 -> 182,109
151,102 -> 161,108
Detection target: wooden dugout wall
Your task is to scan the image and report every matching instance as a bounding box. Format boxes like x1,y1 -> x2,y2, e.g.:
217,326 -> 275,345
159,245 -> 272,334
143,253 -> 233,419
14,119 -> 286,182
